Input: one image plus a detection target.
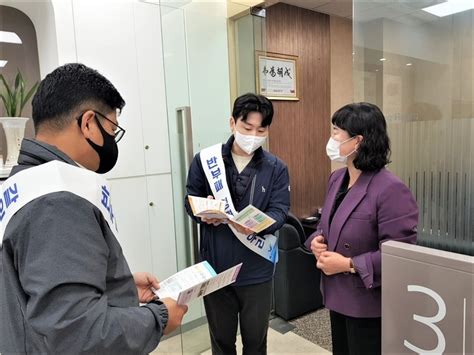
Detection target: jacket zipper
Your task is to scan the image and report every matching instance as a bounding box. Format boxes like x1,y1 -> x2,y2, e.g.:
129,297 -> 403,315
249,174 -> 257,205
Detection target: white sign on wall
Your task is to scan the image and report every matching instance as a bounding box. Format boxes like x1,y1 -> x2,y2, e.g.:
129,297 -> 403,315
256,51 -> 299,101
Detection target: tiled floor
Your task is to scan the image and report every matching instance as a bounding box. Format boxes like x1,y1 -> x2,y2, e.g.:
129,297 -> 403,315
152,324 -> 331,355
152,323 -> 210,354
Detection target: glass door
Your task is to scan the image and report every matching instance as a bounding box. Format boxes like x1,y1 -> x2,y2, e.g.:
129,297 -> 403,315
159,1 -> 232,352
159,1 -> 269,353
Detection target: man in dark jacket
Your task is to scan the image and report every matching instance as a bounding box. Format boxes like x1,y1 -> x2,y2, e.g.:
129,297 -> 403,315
185,93 -> 290,355
0,63 -> 187,354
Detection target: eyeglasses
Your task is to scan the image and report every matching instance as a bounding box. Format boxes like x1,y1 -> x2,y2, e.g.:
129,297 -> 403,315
77,110 -> 126,143
94,111 -> 126,143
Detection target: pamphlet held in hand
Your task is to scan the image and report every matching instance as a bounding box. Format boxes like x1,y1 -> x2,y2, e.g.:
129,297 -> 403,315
188,195 -> 276,233
154,261 -> 242,305
188,195 -> 229,220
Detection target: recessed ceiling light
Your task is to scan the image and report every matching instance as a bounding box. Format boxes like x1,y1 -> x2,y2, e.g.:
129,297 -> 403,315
406,63 -> 413,66
379,58 -> 387,61
0,60 -> 7,68
422,0 -> 474,17
0,31 -> 22,44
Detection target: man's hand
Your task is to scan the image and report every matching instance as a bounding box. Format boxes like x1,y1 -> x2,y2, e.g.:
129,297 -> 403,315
201,216 -> 227,226
310,235 -> 327,259
201,195 -> 227,226
161,298 -> 188,335
229,220 -> 254,235
316,251 -> 351,276
133,272 -> 159,303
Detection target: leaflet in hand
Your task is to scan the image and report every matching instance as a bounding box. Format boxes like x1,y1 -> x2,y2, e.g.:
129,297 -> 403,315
231,204 -> 276,234
154,261 -> 242,305
188,196 -> 276,233
188,195 -> 229,220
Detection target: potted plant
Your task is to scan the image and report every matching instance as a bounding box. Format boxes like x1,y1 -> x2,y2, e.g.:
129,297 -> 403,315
0,69 -> 38,172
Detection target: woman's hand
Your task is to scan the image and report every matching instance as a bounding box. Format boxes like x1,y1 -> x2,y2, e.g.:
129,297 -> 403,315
316,251 -> 351,276
310,235 -> 327,259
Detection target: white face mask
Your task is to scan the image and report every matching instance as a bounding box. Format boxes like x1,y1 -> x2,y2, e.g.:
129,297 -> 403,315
234,130 -> 267,155
326,136 -> 356,164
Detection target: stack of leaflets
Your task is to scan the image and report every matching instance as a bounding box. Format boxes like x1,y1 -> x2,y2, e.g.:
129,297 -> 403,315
188,195 -> 275,234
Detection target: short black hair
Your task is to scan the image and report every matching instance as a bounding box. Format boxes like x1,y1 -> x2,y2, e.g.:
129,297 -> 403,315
332,102 -> 391,172
232,93 -> 274,127
32,63 -> 125,131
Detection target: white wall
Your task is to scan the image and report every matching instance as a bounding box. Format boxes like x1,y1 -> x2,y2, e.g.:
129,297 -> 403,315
71,0 -> 177,277
5,0 -> 178,280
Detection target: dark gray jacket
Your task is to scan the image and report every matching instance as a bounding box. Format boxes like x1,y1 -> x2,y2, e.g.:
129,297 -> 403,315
0,139 -> 168,354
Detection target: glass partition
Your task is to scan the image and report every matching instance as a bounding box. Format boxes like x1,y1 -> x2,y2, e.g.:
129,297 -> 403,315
354,0 -> 473,255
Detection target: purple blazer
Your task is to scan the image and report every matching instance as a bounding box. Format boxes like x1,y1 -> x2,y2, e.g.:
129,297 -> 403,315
305,168 -> 418,318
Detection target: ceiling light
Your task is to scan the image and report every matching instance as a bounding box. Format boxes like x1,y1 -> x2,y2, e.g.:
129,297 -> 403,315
422,0 -> 474,17
0,60 -> 7,67
406,63 -> 413,66
379,58 -> 387,61
0,31 -> 22,44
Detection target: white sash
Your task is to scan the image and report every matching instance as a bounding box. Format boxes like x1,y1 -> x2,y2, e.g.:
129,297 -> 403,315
0,161 -> 118,246
200,144 -> 278,264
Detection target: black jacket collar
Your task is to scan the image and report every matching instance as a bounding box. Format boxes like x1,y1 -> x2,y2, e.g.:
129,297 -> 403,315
10,138 -> 78,177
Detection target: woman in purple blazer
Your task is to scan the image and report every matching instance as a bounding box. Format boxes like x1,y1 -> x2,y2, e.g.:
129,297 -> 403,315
306,103 -> 418,355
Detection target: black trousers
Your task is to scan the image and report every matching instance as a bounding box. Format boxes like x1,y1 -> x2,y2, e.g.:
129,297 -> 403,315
204,280 -> 272,355
330,310 -> 381,355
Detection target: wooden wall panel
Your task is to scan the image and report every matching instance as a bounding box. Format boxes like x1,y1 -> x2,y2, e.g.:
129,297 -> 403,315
266,3 -> 331,218
330,16 -> 353,172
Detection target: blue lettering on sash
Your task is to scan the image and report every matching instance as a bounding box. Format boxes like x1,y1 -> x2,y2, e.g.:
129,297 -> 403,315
0,183 -> 19,222
255,238 -> 265,249
101,186 -> 117,231
246,234 -> 265,249
223,197 -> 233,216
214,179 -> 224,192
211,167 -> 221,180
206,156 -> 218,170
0,199 -> 5,222
4,183 -> 19,207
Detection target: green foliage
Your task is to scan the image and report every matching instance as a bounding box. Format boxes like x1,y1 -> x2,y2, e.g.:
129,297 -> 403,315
0,69 -> 39,117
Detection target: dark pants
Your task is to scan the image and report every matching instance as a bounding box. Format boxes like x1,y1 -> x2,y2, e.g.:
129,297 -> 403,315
204,280 -> 272,355
330,310 -> 381,355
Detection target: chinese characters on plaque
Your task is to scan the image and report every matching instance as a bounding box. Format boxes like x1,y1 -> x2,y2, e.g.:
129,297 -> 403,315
256,51 -> 299,101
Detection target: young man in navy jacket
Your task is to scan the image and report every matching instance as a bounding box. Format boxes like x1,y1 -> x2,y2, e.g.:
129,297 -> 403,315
185,93 -> 290,355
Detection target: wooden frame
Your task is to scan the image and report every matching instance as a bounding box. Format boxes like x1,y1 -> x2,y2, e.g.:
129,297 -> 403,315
255,51 -> 299,101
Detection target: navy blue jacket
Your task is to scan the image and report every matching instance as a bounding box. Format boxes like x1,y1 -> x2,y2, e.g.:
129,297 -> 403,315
185,136 -> 290,286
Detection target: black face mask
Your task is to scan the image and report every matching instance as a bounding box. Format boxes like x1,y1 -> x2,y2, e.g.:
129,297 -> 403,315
86,116 -> 119,174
